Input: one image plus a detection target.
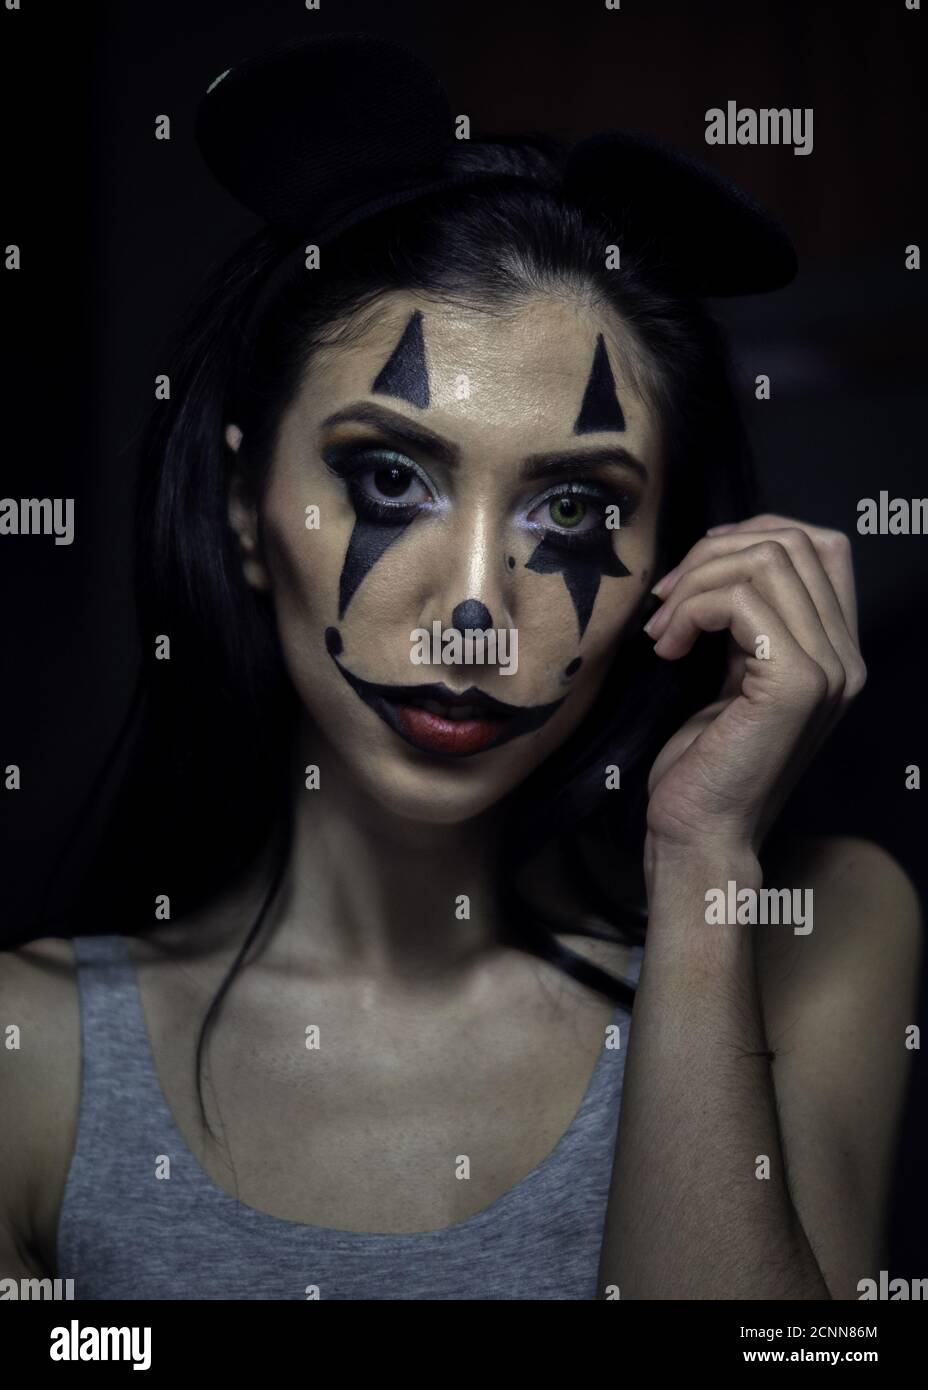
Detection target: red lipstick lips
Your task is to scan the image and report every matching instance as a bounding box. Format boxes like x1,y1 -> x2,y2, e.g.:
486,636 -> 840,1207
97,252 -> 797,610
395,702 -> 507,756
327,646 -> 567,759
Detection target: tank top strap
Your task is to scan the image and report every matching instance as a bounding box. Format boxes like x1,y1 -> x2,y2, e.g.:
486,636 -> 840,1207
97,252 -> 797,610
58,934 -> 195,1282
67,933 -> 165,1140
525,939 -> 643,1183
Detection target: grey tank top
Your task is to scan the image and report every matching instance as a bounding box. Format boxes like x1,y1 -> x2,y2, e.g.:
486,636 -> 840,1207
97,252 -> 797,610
56,933 -> 642,1300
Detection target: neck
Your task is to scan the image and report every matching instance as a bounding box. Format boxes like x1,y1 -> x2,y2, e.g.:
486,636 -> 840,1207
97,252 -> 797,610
258,724 -> 510,984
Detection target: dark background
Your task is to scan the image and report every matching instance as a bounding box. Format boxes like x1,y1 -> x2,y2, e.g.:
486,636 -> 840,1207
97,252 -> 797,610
2,0 -> 925,1274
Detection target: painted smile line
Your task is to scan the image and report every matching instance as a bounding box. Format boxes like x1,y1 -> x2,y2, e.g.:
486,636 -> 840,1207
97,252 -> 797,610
329,653 -> 566,758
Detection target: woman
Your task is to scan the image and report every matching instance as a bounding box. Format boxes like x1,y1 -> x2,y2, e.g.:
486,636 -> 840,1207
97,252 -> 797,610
1,34 -> 920,1301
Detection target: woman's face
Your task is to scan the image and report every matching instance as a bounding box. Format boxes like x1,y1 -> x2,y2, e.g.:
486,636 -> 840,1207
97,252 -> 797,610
227,290 -> 663,825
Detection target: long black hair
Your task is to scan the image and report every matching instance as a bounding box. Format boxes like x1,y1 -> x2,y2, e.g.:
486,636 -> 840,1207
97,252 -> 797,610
44,135 -> 757,1128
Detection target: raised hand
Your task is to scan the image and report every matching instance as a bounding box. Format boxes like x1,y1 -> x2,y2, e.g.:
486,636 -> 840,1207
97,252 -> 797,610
642,514 -> 867,854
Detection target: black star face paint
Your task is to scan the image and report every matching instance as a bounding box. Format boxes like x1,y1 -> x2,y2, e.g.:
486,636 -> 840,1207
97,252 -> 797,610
524,479 -> 633,637
526,528 -> 630,637
573,333 -> 626,434
516,334 -> 632,635
370,309 -> 430,408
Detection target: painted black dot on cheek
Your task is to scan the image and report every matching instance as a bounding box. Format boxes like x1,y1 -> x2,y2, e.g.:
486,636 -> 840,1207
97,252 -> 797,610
324,626 -> 343,657
564,657 -> 582,677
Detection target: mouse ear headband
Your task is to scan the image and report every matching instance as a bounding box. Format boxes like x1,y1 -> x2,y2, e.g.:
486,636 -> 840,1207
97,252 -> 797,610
195,32 -> 797,353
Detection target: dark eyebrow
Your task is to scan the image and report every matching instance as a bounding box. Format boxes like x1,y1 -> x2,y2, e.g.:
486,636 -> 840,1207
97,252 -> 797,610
319,402 -> 648,482
520,445 -> 649,483
319,402 -> 460,468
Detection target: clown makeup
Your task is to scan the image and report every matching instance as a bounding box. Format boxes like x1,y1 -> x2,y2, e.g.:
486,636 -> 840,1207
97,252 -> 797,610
370,308 -> 430,408
227,292 -> 663,825
573,333 -> 627,434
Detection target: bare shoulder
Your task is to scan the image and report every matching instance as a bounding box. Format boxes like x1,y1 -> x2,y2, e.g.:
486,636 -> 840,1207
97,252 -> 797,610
0,936 -> 81,1273
757,833 -> 922,1013
761,831 -> 920,909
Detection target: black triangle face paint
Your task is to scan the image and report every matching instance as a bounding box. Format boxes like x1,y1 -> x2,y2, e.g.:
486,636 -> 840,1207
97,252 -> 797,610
371,309 -> 430,408
526,536 -> 630,638
338,515 -> 415,618
336,310 -> 430,613
573,334 -> 625,434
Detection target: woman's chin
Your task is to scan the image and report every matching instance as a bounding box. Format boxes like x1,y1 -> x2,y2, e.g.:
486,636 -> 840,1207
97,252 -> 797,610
300,697 -> 563,825
306,720 -> 533,826
355,750 -> 520,826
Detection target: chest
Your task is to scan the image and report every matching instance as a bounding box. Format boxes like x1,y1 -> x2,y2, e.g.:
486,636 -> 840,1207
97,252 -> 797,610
138,965 -> 620,1234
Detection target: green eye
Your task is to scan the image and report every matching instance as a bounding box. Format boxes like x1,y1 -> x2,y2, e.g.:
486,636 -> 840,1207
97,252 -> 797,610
549,495 -> 587,528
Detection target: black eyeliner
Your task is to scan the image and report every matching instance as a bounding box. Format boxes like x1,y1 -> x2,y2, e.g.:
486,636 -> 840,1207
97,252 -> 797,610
322,443 -> 431,525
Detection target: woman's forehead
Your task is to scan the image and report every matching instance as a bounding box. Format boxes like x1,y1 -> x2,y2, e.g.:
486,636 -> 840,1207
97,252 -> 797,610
293,291 -> 658,458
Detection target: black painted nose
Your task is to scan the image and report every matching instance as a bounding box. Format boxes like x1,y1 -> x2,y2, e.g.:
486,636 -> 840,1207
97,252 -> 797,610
450,599 -> 494,632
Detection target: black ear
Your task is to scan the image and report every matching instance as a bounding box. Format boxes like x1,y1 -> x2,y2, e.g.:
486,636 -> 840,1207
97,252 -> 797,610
195,35 -> 798,302
194,33 -> 455,237
563,130 -> 798,297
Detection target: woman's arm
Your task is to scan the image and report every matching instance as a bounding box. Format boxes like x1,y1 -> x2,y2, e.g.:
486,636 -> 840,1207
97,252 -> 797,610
598,514 -> 920,1299
598,835 -> 921,1299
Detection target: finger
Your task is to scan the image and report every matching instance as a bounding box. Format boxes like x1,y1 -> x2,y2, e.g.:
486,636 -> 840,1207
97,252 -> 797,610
645,542 -> 847,697
706,513 -> 860,648
655,526 -> 865,697
652,582 -> 831,714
